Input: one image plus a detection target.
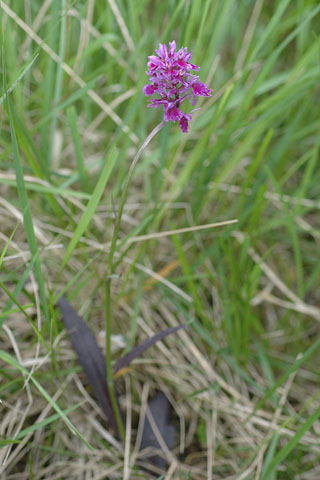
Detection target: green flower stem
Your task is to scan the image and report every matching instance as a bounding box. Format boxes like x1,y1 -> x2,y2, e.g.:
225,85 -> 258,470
105,278 -> 124,440
105,121 -> 165,440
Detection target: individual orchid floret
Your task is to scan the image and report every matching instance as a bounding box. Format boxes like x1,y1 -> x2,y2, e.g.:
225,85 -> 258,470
142,40 -> 212,133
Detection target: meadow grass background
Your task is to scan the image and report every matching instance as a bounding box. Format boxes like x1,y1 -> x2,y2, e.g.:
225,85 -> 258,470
0,0 -> 320,478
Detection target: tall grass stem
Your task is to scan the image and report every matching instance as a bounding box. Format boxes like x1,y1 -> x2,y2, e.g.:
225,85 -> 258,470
105,121 -> 165,439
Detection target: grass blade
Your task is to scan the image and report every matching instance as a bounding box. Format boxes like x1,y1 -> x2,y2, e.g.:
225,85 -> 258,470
0,350 -> 93,450
60,146 -> 118,270
2,44 -> 50,326
261,406 -> 320,479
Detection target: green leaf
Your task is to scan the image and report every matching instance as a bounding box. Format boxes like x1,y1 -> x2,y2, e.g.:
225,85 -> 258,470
60,146 -> 118,270
261,406 -> 320,479
0,350 -> 93,451
2,47 -> 50,327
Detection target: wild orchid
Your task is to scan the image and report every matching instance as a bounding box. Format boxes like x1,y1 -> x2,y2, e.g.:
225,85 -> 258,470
143,40 -> 212,133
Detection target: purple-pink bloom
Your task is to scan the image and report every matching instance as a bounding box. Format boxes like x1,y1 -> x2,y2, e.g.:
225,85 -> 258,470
142,84 -> 158,96
164,106 -> 183,123
143,40 -> 212,133
179,113 -> 192,134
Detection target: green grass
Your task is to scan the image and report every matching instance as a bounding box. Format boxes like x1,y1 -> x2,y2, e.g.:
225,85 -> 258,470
1,1 -> 320,478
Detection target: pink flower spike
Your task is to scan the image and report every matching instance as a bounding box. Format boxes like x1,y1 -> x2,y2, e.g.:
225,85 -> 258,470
143,40 -> 212,133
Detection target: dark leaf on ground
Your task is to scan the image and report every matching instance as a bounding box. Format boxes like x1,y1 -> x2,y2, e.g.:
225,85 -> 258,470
140,391 -> 175,469
59,296 -> 185,449
57,295 -> 120,435
113,324 -> 186,373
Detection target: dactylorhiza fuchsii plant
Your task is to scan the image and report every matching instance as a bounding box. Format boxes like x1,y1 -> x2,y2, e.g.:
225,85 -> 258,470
105,41 -> 212,438
143,40 -> 212,133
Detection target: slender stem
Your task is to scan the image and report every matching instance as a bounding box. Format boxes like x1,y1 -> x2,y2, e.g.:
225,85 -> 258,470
105,278 -> 124,440
107,120 -> 166,272
105,121 -> 165,439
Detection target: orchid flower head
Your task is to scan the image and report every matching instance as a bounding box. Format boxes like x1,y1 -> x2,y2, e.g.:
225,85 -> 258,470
143,40 -> 212,133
